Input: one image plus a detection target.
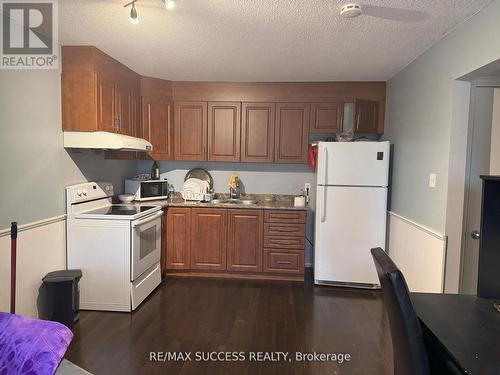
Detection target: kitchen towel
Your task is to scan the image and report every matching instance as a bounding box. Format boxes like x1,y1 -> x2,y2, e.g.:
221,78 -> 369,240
307,145 -> 318,169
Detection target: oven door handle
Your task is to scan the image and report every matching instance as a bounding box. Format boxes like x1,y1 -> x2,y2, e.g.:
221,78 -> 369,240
132,211 -> 163,228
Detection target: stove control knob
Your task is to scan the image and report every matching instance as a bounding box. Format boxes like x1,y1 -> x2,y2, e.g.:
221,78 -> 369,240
82,190 -> 88,196
77,190 -> 83,197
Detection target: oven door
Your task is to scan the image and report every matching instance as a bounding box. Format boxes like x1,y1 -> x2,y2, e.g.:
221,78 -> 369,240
131,211 -> 163,280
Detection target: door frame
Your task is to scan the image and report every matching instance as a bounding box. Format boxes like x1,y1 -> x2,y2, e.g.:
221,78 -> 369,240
457,78 -> 500,293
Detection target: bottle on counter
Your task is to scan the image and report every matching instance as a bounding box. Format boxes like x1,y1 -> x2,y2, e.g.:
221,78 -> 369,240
151,161 -> 160,180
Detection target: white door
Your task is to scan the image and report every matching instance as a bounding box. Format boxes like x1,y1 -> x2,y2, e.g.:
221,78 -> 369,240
317,141 -> 390,187
315,185 -> 387,285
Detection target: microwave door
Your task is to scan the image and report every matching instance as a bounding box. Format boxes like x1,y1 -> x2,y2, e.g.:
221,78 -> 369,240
140,181 -> 169,200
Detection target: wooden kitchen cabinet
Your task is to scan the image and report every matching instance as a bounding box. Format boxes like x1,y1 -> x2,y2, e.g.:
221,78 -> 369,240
241,102 -> 276,163
227,209 -> 263,272
275,103 -> 310,164
354,99 -> 378,133
95,73 -> 117,133
174,101 -> 208,161
61,46 -> 140,134
165,208 -> 191,270
208,102 -> 241,162
143,95 -> 174,160
263,209 -> 306,276
309,102 -> 343,134
190,208 -> 227,270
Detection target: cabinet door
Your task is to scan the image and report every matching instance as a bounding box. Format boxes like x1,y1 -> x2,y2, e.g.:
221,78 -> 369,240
166,208 -> 191,270
132,91 -> 142,139
354,99 -> 378,133
227,210 -> 263,272
208,102 -> 241,162
310,102 -> 343,134
116,87 -> 132,136
174,101 -> 207,161
275,103 -> 309,164
241,103 -> 275,163
190,208 -> 227,270
143,95 -> 174,160
96,73 -> 117,133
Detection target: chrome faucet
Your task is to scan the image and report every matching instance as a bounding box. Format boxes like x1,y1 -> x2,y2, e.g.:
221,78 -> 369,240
229,177 -> 240,199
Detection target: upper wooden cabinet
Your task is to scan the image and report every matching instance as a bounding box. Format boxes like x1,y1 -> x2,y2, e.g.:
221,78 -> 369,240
208,102 -> 241,162
143,95 -> 174,160
190,208 -> 227,271
174,101 -> 208,161
354,99 -> 378,133
241,102 -> 276,163
275,103 -> 310,164
309,102 -> 343,134
61,46 -> 140,134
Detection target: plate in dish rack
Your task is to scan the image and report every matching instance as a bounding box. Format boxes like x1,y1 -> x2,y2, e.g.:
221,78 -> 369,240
184,168 -> 213,192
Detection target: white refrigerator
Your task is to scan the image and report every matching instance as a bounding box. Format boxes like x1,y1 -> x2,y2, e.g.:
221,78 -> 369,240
314,141 -> 390,287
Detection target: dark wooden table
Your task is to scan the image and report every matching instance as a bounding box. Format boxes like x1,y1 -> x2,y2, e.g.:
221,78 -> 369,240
412,293 -> 500,375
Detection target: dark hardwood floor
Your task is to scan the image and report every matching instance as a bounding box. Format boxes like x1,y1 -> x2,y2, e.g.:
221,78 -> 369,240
66,272 -> 393,375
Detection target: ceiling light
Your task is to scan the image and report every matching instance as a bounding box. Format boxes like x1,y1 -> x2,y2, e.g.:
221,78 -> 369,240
129,3 -> 139,25
340,3 -> 362,18
162,0 -> 175,10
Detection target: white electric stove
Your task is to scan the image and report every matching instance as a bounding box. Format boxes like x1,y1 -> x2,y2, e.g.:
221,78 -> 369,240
66,182 -> 162,312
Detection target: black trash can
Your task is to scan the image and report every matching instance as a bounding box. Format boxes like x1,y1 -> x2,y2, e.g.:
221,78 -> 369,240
39,269 -> 82,328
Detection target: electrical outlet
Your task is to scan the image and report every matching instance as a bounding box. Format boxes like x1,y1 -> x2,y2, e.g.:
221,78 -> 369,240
428,173 -> 437,188
304,183 -> 311,194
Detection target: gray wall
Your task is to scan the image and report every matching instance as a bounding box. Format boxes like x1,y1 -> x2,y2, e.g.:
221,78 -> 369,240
0,69 -> 137,230
383,0 -> 500,233
136,160 -> 316,264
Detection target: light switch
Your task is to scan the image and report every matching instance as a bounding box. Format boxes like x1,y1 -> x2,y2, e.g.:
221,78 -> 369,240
428,173 -> 437,188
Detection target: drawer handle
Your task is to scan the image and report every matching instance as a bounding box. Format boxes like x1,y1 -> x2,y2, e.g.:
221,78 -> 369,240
270,239 -> 297,244
271,227 -> 298,232
276,261 -> 292,265
272,215 -> 298,220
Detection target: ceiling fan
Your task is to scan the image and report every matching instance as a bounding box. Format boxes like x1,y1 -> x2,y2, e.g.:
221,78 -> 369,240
340,3 -> 429,22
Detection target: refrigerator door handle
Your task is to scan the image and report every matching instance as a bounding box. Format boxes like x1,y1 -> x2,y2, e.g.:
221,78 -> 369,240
320,186 -> 327,223
322,147 -> 328,185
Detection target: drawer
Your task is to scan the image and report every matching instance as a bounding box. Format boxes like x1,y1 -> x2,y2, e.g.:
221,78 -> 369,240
264,210 -> 306,224
264,223 -> 305,237
264,236 -> 305,250
264,250 -> 304,274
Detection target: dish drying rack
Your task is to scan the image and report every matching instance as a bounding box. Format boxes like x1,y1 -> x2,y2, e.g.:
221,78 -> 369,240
181,169 -> 214,202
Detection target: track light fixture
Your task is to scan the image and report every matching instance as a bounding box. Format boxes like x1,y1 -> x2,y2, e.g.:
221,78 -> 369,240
129,1 -> 139,24
124,0 -> 175,25
162,0 -> 175,10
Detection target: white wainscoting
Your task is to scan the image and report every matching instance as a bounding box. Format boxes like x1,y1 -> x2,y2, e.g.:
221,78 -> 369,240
0,216 -> 66,317
387,212 -> 447,293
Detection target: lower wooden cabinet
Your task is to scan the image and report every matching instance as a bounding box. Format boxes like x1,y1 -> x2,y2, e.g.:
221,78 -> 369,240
164,207 -> 306,280
190,208 -> 227,271
165,207 -> 191,270
227,209 -> 263,272
263,250 -> 305,275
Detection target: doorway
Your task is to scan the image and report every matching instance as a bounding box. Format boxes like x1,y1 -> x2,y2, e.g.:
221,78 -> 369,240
460,82 -> 500,294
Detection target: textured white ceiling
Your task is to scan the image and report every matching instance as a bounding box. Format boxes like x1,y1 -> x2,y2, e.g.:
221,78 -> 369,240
59,0 -> 493,81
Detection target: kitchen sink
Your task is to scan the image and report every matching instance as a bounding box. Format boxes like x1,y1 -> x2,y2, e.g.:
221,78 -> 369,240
210,199 -> 258,205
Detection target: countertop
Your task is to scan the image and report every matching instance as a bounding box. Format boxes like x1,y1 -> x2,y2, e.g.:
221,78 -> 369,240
125,193 -> 309,211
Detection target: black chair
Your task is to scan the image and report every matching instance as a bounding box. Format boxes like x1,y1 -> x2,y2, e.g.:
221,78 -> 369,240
371,247 -> 430,375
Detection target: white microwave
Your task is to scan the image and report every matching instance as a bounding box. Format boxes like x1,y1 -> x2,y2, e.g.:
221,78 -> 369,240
125,179 -> 170,201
